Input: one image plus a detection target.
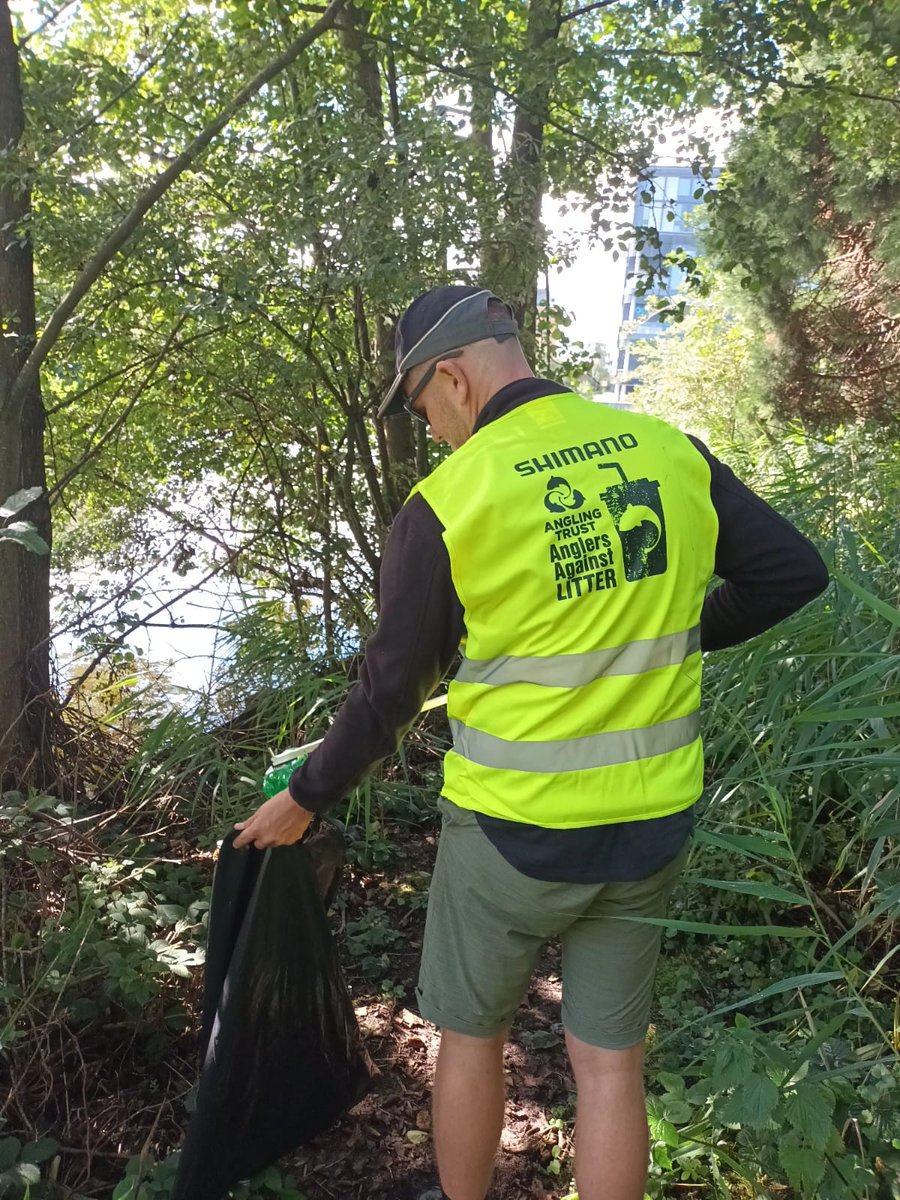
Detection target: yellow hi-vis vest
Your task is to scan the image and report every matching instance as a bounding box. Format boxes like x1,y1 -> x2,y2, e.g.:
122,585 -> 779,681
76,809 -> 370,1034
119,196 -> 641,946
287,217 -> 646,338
409,391 -> 719,828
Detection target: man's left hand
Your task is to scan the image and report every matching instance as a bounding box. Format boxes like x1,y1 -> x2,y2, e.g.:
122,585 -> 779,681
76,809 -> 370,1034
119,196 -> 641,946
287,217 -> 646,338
233,787 -> 314,849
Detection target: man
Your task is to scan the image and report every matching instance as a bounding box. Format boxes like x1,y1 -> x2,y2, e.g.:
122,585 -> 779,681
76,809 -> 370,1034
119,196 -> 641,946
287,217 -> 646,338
234,286 -> 828,1200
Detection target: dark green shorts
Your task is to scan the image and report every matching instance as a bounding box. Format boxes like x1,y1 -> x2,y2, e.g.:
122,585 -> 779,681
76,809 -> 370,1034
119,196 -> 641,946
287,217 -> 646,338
416,800 -> 689,1049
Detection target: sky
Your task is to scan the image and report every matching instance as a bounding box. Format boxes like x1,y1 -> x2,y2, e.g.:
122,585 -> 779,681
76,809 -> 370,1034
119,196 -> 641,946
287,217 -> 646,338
544,198 -> 628,368
543,109 -> 733,367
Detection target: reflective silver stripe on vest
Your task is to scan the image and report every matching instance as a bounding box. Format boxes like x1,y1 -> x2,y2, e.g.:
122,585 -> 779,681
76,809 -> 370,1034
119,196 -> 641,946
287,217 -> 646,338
455,626 -> 701,689
449,710 -> 700,773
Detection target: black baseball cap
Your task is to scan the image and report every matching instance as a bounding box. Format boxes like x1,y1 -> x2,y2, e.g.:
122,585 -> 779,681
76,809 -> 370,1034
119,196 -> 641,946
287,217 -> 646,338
377,286 -> 519,419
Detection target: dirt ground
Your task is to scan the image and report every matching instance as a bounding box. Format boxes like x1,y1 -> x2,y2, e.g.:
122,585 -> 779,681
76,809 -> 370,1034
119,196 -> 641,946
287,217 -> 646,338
5,807 -> 579,1198
285,824 -> 579,1200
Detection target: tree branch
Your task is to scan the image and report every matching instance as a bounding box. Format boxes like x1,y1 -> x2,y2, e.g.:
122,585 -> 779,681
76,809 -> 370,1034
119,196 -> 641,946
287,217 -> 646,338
44,320 -> 239,416
58,555 -> 245,709
728,61 -> 900,109
374,32 -> 630,166
18,0 -> 77,45
560,0 -> 621,23
10,0 -> 346,409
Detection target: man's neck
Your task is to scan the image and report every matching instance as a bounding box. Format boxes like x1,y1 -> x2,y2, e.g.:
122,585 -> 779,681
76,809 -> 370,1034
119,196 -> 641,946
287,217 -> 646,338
473,370 -> 536,419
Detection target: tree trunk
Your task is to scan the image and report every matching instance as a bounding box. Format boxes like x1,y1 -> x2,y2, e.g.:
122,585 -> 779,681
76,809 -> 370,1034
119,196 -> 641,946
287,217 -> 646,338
484,0 -> 562,351
339,2 -> 415,495
0,0 -> 54,783
467,8 -> 500,288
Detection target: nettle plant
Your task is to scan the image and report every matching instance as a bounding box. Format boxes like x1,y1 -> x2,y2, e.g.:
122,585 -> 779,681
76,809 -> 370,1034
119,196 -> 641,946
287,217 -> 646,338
65,857 -> 208,1011
1,792 -> 209,1028
646,1015 -> 900,1200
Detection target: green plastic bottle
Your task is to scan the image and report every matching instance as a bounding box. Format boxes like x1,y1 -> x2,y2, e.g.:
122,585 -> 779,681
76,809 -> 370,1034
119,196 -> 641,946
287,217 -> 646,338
260,696 -> 449,798
261,754 -> 307,797
261,738 -> 322,797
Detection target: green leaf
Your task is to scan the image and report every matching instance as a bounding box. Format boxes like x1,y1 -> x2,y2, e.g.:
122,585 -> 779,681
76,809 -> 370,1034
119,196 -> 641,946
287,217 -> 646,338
795,702 -> 900,723
155,903 -> 186,924
713,1040 -> 754,1089
780,1141 -> 826,1196
0,522 -> 50,554
0,1138 -> 21,1170
692,876 -> 809,905
614,915 -> 814,937
21,1137 -> 59,1164
832,569 -> 900,629
112,1176 -> 136,1199
652,1140 -> 673,1169
656,1070 -> 686,1094
714,972 -> 844,1020
661,1097 -> 692,1123
0,487 -> 42,517
693,828 -> 794,862
783,1083 -> 834,1149
720,1073 -> 779,1129
649,1115 -> 679,1146
264,1163 -> 283,1189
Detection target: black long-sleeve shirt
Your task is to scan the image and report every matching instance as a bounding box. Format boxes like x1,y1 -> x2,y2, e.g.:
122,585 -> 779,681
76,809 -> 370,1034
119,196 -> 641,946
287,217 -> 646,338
290,379 -> 828,881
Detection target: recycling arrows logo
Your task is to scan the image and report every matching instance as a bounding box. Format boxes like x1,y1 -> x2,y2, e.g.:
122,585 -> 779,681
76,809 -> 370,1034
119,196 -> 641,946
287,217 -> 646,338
544,476 -> 585,513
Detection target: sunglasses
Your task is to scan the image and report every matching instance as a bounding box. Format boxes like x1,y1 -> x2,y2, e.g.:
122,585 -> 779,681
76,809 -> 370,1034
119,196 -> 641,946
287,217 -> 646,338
402,349 -> 464,423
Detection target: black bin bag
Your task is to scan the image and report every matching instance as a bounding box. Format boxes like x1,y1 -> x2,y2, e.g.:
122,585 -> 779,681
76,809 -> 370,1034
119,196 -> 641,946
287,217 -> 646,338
172,822 -> 374,1200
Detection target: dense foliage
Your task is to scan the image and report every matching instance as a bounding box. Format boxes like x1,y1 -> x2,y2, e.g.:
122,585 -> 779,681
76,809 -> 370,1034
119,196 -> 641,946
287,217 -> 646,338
703,1 -> 900,423
3,0 -> 870,751
2,0 -> 899,1197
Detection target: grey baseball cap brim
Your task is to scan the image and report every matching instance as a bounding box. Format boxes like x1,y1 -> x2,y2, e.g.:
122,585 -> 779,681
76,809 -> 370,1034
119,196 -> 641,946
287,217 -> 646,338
378,287 -> 519,419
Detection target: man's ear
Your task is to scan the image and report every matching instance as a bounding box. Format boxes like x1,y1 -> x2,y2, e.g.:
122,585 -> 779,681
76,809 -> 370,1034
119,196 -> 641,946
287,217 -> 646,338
441,358 -> 469,404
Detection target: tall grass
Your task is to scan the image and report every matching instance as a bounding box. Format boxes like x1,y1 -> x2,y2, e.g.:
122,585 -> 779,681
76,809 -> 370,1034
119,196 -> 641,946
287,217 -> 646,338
643,424 -> 900,1199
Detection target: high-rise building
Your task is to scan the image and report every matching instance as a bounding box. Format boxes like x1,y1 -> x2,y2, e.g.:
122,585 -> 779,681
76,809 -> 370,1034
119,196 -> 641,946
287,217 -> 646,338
613,165 -> 712,405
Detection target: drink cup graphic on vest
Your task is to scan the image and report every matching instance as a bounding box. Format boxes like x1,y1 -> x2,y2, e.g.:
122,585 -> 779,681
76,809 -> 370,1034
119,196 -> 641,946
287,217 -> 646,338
408,391 -> 719,830
596,462 -> 667,582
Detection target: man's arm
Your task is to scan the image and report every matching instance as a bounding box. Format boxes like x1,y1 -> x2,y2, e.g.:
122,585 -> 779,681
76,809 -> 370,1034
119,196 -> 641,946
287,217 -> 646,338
288,494 -> 464,812
689,437 -> 829,651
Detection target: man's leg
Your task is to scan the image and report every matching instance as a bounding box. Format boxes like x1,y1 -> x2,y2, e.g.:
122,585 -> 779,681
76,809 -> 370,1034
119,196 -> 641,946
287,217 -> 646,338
565,1032 -> 648,1200
417,802 -> 554,1198
559,846 -> 690,1200
432,1028 -> 507,1200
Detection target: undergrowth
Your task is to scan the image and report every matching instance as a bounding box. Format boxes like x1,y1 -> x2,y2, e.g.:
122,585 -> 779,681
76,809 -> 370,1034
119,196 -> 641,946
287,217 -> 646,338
1,424 -> 898,1199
